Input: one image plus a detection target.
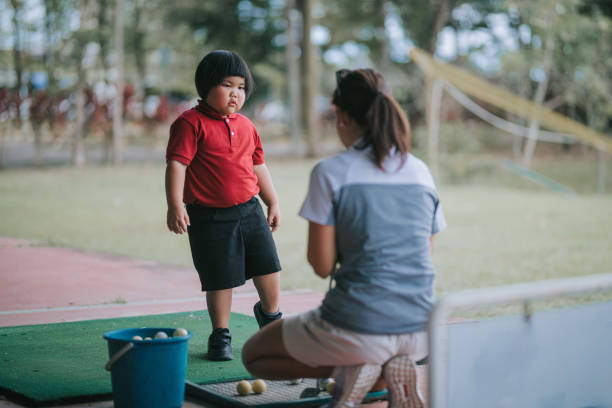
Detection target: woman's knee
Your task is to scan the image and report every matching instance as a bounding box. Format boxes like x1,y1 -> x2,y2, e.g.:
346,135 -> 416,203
241,332 -> 258,367
241,319 -> 285,366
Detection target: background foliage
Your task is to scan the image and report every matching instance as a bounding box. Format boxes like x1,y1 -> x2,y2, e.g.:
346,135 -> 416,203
1,0 -> 610,295
1,0 -> 610,131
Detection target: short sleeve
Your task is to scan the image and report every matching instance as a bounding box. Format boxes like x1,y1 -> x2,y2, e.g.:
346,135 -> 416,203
252,127 -> 264,165
432,200 -> 447,234
166,118 -> 198,165
299,162 -> 335,225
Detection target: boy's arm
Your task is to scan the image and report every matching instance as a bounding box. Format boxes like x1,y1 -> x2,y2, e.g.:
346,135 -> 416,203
165,160 -> 190,234
253,163 -> 280,232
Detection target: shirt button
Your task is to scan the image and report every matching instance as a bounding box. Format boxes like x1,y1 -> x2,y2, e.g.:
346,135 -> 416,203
225,119 -> 229,123
231,131 -> 235,136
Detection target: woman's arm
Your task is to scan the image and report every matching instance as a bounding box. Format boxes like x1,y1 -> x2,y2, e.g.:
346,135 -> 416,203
254,163 -> 280,232
307,222 -> 337,278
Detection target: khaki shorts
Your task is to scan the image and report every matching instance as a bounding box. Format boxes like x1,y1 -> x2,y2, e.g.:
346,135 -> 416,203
282,309 -> 428,368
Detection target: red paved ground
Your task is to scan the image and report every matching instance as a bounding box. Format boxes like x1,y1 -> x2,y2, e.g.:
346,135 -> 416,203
0,236 -> 427,407
0,237 -> 324,327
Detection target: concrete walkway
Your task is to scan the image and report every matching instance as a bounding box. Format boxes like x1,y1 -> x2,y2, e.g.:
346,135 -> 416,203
0,237 -> 426,407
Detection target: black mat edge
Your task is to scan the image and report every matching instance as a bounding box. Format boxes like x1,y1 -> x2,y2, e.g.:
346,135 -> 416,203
0,386 -> 111,408
186,380 -> 388,408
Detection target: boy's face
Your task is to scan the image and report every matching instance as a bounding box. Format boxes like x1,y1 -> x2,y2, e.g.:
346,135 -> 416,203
206,76 -> 246,116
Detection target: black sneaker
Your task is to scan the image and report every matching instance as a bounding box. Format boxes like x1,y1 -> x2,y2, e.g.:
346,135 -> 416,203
207,328 -> 233,361
253,301 -> 282,328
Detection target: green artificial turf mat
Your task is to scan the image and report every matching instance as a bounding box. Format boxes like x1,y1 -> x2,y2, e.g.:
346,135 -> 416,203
0,311 -> 258,405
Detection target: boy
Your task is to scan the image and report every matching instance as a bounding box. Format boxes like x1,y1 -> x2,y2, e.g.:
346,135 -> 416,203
165,50 -> 282,361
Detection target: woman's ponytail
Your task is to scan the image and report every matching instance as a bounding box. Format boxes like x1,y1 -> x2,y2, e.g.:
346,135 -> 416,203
332,69 -> 411,169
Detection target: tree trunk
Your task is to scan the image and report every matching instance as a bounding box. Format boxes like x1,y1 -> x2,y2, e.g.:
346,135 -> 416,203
0,122 -> 7,168
97,0 -> 111,73
72,0 -> 93,167
298,0 -> 318,157
375,0 -> 391,75
426,77 -> 443,180
94,0 -> 115,163
73,76 -> 87,167
285,0 -> 302,153
429,0 -> 452,53
43,0 -> 57,91
133,0 -> 147,109
112,0 -> 124,166
9,0 -> 23,92
522,35 -> 555,168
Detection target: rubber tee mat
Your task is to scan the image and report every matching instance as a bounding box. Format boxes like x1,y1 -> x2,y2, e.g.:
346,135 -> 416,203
0,311 -> 257,406
186,379 -> 388,408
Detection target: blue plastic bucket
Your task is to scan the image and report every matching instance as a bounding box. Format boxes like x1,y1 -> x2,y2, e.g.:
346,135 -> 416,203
103,327 -> 192,408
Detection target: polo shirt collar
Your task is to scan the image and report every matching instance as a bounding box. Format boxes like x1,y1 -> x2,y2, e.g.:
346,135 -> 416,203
196,99 -> 237,120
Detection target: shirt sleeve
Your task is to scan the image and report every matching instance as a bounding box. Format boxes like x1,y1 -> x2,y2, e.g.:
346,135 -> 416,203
252,127 -> 264,165
432,200 -> 447,234
299,161 -> 335,225
166,117 -> 198,165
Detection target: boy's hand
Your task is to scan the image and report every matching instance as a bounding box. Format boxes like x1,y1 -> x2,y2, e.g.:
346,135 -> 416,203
267,203 -> 280,232
167,205 -> 190,234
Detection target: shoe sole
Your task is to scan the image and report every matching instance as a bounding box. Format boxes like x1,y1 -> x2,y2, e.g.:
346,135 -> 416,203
383,356 -> 424,408
206,354 -> 233,361
332,364 -> 381,407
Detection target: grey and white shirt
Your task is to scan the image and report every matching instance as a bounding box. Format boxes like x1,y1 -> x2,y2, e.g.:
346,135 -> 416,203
299,142 -> 446,334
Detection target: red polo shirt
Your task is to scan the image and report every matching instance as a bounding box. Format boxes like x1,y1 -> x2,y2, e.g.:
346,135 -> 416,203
166,100 -> 264,207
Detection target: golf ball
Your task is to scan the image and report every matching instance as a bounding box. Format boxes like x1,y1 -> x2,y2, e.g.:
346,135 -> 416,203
132,335 -> 143,341
173,328 -> 188,337
325,379 -> 336,394
252,379 -> 267,394
154,331 -> 168,339
237,380 -> 252,396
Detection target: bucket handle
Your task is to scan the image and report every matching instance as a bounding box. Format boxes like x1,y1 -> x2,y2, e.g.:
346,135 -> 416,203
105,342 -> 134,371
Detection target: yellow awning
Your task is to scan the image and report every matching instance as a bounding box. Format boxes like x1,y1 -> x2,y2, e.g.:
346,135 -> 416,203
410,47 -> 612,153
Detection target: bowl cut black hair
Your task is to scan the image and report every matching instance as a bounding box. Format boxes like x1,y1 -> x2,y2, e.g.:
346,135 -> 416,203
195,50 -> 254,100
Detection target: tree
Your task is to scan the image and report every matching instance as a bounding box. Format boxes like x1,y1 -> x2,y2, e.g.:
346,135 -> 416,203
320,0 -> 391,72
8,0 -> 24,93
167,0 -> 286,100
42,0 -> 71,92
298,0 -> 318,156
498,0 -> 611,138
70,0 -> 99,166
285,0 -> 302,149
126,0 -> 149,102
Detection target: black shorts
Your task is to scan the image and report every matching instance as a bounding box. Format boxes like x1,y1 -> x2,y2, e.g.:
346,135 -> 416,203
186,197 -> 281,291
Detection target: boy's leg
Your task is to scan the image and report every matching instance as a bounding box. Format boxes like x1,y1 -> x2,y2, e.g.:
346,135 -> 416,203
206,288 -> 234,361
242,319 -> 333,380
252,272 -> 282,328
206,288 -> 233,329
252,271 -> 280,313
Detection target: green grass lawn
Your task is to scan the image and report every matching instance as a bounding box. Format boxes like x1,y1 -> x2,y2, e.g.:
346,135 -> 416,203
1,154 -> 611,298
